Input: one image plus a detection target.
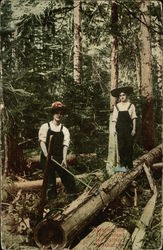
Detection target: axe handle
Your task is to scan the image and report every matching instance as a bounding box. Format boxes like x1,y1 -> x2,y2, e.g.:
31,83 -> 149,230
51,157 -> 92,190
38,135 -> 54,217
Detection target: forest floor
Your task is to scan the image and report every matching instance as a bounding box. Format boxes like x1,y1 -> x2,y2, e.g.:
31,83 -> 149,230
1,153 -> 162,250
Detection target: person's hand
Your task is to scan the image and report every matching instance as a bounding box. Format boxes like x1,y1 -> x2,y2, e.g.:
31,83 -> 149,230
131,129 -> 136,136
61,159 -> 67,168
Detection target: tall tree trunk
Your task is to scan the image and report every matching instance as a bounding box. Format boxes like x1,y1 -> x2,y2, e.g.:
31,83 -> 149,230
3,135 -> 26,177
8,136 -> 26,174
106,0 -> 118,175
154,1 -> 162,96
134,35 -> 141,94
0,9 -> 5,174
73,0 -> 82,85
3,135 -> 9,178
110,0 -> 118,112
140,0 -> 155,150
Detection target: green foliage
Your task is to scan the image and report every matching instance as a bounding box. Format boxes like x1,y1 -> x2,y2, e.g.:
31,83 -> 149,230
1,2 -> 162,250
2,0 -> 162,157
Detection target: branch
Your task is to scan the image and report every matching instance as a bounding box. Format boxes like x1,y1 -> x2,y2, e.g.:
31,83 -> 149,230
116,0 -> 162,35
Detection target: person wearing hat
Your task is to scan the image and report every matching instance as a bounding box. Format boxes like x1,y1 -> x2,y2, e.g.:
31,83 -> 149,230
111,86 -> 137,172
38,101 -> 76,200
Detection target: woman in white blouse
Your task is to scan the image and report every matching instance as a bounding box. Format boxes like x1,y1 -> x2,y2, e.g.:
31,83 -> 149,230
111,86 -> 137,172
38,101 -> 76,200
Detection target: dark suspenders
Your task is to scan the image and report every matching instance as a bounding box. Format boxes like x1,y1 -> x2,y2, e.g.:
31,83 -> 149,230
47,122 -> 63,131
60,125 -> 63,132
115,104 -> 119,111
47,122 -> 51,129
128,103 -> 132,110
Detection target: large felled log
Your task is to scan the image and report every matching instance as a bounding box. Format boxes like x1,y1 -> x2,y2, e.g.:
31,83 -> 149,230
26,153 -> 97,169
13,171 -> 104,192
26,154 -> 77,169
34,144 -> 162,249
73,222 -> 130,250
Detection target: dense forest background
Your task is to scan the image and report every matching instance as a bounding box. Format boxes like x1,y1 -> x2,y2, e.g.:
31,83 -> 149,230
1,0 -> 163,249
1,0 -> 162,171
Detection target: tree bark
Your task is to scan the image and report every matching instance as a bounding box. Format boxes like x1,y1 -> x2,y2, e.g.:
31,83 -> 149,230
106,0 -> 118,175
3,135 -> 9,178
140,0 -> 155,150
73,0 -> 82,85
109,0 -> 118,112
153,1 -> 163,96
0,9 -> 5,173
34,144 -> 162,249
134,35 -> 141,94
73,222 -> 130,250
5,135 -> 26,175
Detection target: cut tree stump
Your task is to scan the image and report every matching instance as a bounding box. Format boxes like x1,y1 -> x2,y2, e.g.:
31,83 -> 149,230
34,144 -> 162,249
13,171 -> 104,192
73,222 -> 130,250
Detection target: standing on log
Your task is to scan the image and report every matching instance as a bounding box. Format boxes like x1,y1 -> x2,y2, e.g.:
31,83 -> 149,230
111,84 -> 137,173
38,101 -> 76,201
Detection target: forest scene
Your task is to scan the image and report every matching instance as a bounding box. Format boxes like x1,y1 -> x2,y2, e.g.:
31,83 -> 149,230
1,0 -> 163,249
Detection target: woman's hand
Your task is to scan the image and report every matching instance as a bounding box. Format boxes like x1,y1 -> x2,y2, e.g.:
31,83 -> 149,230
61,159 -> 67,168
131,129 -> 136,136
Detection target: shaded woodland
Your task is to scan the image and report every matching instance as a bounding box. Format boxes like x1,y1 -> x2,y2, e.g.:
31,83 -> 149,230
1,0 -> 163,249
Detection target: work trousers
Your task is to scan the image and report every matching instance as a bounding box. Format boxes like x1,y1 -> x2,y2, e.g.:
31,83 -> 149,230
41,154 -> 76,199
117,127 -> 134,168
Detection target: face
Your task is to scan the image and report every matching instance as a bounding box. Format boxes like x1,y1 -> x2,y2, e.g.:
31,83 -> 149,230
119,92 -> 127,102
53,110 -> 64,122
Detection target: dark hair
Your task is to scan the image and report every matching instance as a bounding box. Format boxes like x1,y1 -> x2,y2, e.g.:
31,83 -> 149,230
119,92 -> 128,97
51,108 -> 64,115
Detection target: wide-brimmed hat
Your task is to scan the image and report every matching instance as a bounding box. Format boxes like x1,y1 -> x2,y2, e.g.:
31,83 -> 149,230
111,85 -> 133,97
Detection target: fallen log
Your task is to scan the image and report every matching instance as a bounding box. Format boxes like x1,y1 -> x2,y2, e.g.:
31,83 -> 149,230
34,144 -> 162,249
26,154 -> 77,170
13,171 -> 104,192
27,155 -> 76,164
73,222 -> 130,250
26,153 -> 97,169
